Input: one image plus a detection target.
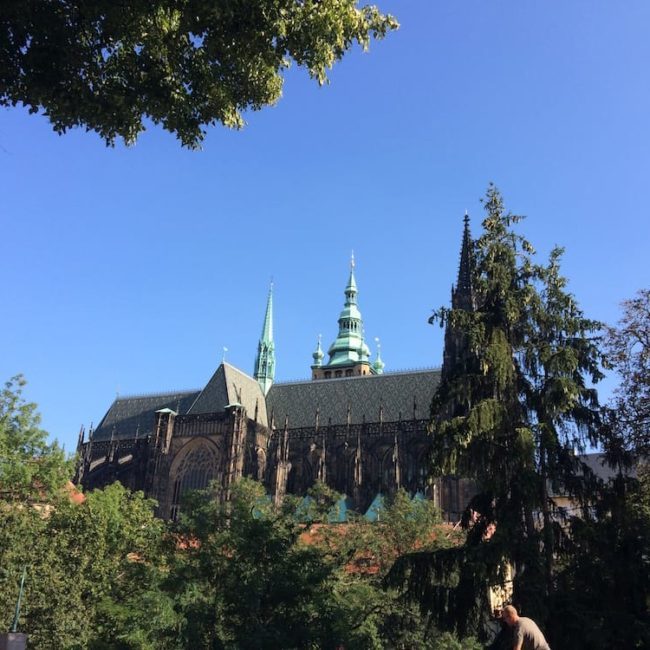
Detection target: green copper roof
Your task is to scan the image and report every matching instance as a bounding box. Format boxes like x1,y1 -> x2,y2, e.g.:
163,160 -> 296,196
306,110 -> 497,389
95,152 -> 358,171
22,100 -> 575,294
372,339 -> 385,374
345,255 -> 358,293
312,335 -> 324,367
323,257 -> 373,368
261,283 -> 273,341
254,285 -> 275,395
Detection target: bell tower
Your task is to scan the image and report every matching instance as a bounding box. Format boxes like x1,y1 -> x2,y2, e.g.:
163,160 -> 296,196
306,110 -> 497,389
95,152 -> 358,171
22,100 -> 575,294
312,254 -> 381,380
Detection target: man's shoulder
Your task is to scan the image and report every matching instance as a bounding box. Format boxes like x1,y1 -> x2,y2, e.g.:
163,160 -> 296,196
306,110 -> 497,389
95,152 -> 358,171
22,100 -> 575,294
516,617 -> 549,649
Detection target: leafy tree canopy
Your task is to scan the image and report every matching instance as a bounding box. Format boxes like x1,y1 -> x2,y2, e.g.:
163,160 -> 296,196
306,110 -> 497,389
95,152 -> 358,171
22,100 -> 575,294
603,289 -> 650,459
552,463 -> 650,649
168,480 -> 476,649
0,375 -> 72,503
0,482 -> 171,650
551,289 -> 650,648
0,371 -> 481,650
0,0 -> 398,147
167,479 -> 348,649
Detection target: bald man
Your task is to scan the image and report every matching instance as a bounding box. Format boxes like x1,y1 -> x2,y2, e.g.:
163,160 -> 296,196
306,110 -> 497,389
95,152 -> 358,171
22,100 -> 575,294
502,605 -> 551,650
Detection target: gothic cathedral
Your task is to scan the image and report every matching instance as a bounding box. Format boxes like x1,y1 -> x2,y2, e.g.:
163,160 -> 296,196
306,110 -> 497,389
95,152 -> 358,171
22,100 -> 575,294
76,218 -> 476,520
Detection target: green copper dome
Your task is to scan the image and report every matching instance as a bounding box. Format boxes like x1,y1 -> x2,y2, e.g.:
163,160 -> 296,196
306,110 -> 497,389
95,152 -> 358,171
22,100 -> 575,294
372,339 -> 385,374
312,335 -> 324,367
325,258 -> 371,367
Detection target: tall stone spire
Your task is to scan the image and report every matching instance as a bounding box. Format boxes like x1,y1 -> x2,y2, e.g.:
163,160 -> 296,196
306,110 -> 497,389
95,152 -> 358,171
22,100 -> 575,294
453,212 -> 474,311
312,254 -> 378,379
442,214 -> 476,380
254,284 -> 275,395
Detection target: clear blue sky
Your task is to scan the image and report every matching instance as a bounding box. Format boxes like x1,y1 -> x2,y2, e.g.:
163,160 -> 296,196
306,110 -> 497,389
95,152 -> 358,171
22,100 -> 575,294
2,1 -> 649,452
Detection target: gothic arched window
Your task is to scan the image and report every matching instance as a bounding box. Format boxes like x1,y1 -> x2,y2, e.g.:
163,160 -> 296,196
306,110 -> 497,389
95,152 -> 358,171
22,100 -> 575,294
170,441 -> 219,520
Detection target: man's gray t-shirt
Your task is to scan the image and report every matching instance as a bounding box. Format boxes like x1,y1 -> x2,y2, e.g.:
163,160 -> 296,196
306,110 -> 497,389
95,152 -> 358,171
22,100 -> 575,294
514,617 -> 551,650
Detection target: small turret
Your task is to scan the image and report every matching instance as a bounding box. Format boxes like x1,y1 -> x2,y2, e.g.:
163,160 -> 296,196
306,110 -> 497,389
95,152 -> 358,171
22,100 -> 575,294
311,334 -> 324,368
372,337 -> 385,375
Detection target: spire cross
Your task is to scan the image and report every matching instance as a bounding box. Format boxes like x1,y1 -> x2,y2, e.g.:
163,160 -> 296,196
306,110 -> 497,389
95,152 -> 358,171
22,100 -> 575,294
350,250 -> 355,269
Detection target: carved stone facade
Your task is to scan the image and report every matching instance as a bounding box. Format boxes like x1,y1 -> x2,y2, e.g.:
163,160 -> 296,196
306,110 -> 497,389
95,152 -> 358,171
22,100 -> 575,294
77,366 -> 474,520
77,366 -> 274,519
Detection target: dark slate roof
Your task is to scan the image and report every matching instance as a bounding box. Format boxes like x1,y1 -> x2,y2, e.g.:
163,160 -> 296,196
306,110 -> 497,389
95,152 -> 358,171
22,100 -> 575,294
92,390 -> 201,441
580,452 -> 636,482
548,452 -> 638,499
266,369 -> 440,429
188,363 -> 268,424
91,367 -> 438,441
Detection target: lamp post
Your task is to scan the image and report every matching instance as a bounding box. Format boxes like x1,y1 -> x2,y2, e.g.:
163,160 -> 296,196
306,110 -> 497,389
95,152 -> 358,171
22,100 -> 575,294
0,566 -> 28,650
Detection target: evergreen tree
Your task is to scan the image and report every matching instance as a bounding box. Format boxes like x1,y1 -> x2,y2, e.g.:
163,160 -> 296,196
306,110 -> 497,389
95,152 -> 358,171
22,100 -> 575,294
521,245 -> 603,601
392,186 -> 604,640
